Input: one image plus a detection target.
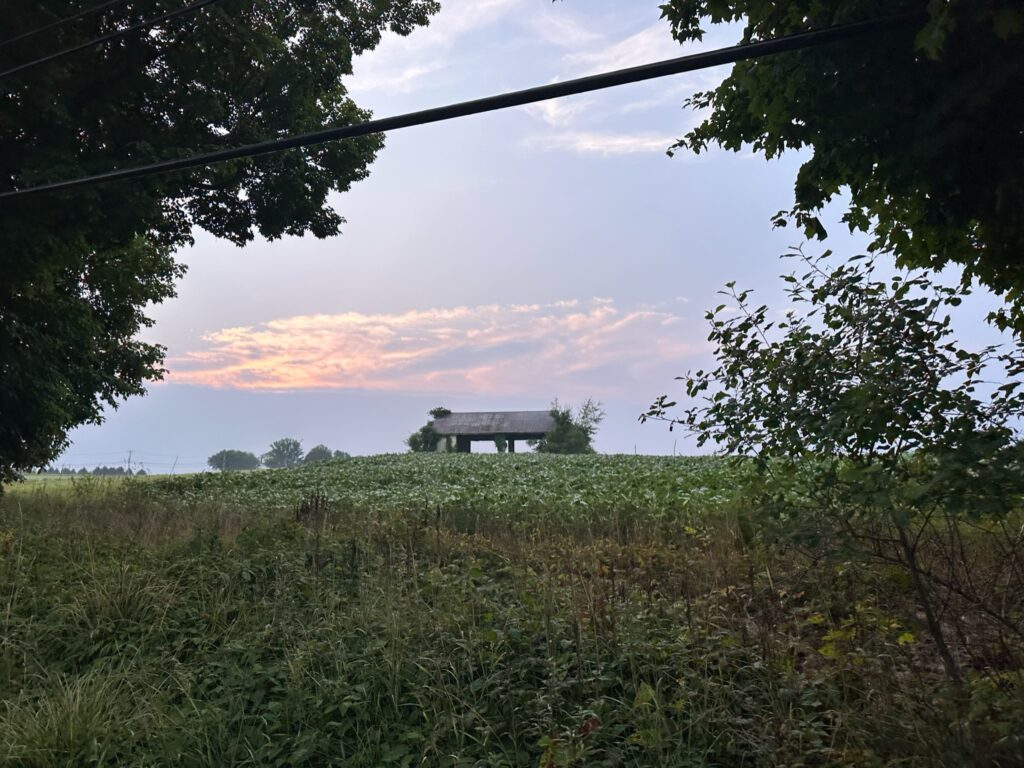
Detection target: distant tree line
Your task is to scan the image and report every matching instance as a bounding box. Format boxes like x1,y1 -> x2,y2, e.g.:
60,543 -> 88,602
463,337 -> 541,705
38,466 -> 147,477
207,439 -> 350,472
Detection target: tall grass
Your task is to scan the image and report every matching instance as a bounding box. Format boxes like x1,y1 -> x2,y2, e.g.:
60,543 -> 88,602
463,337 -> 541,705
1,461 -> 1021,766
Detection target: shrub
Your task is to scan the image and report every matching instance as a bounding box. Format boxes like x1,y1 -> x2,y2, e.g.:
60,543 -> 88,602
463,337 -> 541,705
407,407 -> 451,453
645,251 -> 1024,685
535,398 -> 604,454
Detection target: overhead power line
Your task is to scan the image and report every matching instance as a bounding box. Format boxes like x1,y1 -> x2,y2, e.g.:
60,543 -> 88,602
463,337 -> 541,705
0,0 -> 132,49
0,12 -> 919,201
0,0 -> 224,79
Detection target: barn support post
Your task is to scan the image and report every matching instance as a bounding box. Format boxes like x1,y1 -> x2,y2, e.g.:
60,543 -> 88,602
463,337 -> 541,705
508,439 -> 515,453
456,436 -> 471,453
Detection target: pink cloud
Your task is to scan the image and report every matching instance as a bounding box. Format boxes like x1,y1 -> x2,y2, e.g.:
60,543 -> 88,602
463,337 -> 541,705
167,299 -> 704,396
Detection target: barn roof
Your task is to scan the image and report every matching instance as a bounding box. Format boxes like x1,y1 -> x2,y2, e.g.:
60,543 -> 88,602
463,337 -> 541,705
433,411 -> 555,436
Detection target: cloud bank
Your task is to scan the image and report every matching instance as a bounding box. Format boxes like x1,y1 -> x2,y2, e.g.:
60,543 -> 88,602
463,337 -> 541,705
169,299 -> 702,396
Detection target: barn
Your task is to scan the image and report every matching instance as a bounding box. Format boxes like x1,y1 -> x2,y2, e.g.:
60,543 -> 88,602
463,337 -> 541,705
432,411 -> 556,453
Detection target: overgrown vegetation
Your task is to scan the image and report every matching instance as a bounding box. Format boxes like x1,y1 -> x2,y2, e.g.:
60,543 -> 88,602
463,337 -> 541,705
534,399 -> 605,455
2,455 -> 1021,765
406,407 -> 453,453
646,252 -> 1024,694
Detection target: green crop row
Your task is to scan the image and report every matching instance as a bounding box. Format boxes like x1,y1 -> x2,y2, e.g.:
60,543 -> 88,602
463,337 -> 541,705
139,454 -> 744,532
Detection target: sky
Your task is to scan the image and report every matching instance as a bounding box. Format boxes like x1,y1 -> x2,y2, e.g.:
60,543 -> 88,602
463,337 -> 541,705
58,0 -> 1003,473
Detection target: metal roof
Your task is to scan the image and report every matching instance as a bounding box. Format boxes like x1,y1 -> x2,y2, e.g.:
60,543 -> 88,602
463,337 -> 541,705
433,411 -> 555,436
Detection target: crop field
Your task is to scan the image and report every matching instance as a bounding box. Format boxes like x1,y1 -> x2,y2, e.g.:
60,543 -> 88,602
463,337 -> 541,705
1,454 -> 1021,766
144,454 -> 741,532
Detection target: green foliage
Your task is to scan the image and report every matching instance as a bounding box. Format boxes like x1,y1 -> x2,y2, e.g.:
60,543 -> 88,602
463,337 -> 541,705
0,0 -> 439,484
494,434 -> 508,453
645,251 -> 1024,684
646,251 -> 1024,491
407,406 -> 450,453
0,237 -> 181,486
1,459 -> 1021,765
406,424 -> 441,453
206,449 -> 260,472
302,444 -> 334,465
145,453 -> 738,531
262,438 -> 304,469
535,398 -> 605,454
659,0 -> 1024,326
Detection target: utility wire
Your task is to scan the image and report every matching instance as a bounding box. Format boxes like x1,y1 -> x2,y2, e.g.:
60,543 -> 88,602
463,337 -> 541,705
0,0 -> 131,49
0,0 -> 224,79
0,12 -> 919,201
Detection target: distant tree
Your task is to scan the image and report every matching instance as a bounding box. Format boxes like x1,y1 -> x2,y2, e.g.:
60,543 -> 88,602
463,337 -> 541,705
135,469 -> 147,477
407,406 -> 450,452
207,449 -> 261,472
333,450 -> 352,460
303,444 -> 334,465
263,438 -> 304,469
78,468 -> 89,476
494,434 -> 508,453
535,398 -> 605,454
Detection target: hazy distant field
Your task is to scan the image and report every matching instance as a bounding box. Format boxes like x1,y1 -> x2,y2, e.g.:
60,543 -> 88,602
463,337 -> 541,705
5,472 -> 162,498
1,455 -> 1020,766
12,473 -> 92,487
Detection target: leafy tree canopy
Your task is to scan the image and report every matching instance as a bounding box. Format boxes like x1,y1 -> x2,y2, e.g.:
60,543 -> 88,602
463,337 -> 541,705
659,0 -> 1024,325
303,444 -> 334,465
207,449 -> 260,472
535,398 -> 604,454
0,0 -> 438,484
263,438 -> 304,469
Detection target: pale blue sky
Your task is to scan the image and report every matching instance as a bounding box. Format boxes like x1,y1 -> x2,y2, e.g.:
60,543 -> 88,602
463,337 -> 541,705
58,0 -> 1002,472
